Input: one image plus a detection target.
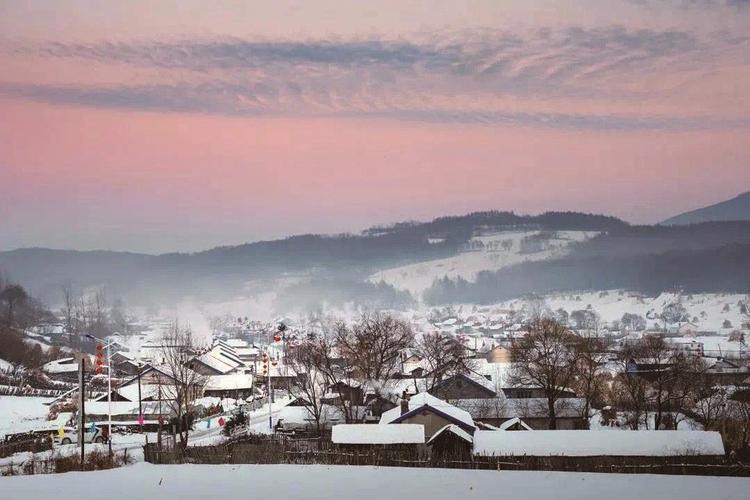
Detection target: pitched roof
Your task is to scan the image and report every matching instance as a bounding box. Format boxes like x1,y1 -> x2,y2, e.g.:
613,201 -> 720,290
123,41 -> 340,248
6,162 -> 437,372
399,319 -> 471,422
426,424 -> 473,445
380,392 -> 475,431
432,372 -> 497,397
498,417 -> 533,431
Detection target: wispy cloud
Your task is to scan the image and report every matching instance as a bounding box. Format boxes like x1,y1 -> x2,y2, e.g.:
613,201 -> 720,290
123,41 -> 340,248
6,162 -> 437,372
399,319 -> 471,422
3,26 -> 749,129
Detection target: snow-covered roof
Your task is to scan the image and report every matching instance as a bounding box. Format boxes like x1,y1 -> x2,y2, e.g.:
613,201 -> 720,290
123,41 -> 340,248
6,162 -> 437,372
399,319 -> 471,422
498,417 -> 533,431
42,357 -> 79,374
278,404 -> 345,425
192,351 -> 237,374
380,392 -> 475,429
332,424 -> 425,445
96,383 -> 161,403
427,424 -> 473,445
205,373 -> 254,391
473,430 -> 725,457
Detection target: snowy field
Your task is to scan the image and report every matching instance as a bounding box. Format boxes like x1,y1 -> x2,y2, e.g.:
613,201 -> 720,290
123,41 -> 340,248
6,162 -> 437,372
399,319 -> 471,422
1,463 -> 748,500
370,230 -> 596,295
503,291 -> 748,334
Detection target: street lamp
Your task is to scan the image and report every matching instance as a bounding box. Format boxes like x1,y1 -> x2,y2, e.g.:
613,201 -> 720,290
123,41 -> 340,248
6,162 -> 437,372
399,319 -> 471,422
86,334 -> 126,455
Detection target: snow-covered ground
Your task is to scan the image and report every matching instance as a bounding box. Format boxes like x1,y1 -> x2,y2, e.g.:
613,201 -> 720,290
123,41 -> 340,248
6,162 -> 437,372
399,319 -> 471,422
1,463 -> 748,500
370,230 -> 596,295
0,357 -> 13,372
0,396 -> 55,438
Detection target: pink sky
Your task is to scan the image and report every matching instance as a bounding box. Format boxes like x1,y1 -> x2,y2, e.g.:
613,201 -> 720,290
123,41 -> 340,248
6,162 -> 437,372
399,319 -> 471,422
1,1 -> 749,253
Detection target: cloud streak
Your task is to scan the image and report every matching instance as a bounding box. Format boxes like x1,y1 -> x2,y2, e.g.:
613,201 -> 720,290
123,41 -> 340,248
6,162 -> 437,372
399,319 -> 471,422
4,26 -> 749,128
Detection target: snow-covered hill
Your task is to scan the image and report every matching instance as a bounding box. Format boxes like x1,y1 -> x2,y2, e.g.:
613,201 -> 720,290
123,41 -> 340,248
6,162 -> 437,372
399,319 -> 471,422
370,230 -> 597,296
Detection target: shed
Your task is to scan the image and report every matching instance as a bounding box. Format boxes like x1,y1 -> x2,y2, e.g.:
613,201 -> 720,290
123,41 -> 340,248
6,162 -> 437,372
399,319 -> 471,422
332,424 -> 425,445
426,424 -> 473,460
472,430 -> 725,457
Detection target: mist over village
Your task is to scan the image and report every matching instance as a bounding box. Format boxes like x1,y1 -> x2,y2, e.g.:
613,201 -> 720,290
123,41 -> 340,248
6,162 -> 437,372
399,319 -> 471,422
1,1 -> 750,499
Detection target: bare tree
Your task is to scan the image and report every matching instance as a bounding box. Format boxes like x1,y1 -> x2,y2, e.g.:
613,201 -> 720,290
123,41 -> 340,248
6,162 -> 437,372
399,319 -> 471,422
286,339 -> 330,435
61,283 -> 77,345
160,321 -> 206,448
571,332 -> 609,425
688,359 -> 729,432
314,329 -> 362,423
510,318 -> 577,429
611,342 -> 649,429
415,332 -> 475,391
1,284 -> 28,328
639,336 -> 693,430
334,313 -> 415,399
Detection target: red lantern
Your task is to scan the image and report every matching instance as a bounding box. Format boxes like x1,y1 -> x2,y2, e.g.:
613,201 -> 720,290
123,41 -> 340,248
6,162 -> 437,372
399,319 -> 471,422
95,344 -> 105,375
273,334 -> 282,342
271,360 -> 278,366
218,417 -> 225,427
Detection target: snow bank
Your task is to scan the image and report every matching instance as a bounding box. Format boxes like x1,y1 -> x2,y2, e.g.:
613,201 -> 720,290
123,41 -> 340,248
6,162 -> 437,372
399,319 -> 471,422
332,424 -> 425,444
473,430 -> 725,457
1,463 -> 748,500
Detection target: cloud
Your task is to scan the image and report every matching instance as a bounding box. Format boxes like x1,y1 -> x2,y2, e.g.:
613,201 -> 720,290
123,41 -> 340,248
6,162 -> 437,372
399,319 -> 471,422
3,26 -> 749,128
3,81 -> 749,131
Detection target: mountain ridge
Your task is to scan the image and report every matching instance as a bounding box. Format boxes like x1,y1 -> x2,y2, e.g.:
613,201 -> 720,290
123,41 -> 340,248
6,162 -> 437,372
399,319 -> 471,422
661,191 -> 750,225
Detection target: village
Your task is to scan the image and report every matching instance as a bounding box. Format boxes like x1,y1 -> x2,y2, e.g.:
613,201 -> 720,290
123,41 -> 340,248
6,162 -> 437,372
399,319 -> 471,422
2,288 -> 749,478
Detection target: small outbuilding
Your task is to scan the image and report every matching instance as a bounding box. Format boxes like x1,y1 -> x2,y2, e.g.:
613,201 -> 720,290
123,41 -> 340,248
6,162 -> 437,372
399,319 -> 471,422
426,424 -> 473,460
472,430 -> 725,457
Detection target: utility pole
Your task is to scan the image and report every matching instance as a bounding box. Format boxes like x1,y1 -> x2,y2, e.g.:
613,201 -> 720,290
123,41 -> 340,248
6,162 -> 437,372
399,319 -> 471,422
157,375 -> 163,450
137,363 -> 143,433
78,355 -> 85,469
268,328 -> 272,430
106,341 -> 112,456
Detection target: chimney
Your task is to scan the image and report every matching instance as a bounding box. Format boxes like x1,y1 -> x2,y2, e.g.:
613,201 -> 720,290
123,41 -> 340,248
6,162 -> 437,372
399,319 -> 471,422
400,391 -> 410,415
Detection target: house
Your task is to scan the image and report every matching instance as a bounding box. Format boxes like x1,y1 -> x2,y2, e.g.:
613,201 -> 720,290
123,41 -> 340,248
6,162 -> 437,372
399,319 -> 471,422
429,373 -> 497,400
189,342 -> 246,375
83,400 -> 171,430
204,373 -> 255,399
276,403 -> 346,432
472,430 -> 725,457
453,397 -> 587,430
95,382 -> 160,403
110,351 -> 141,376
426,424 -> 473,460
501,387 -> 577,399
379,392 -> 475,440
484,345 -> 511,363
41,357 -> 79,381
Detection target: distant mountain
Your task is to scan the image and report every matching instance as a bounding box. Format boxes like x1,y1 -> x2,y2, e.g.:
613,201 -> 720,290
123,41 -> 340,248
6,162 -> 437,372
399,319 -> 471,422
662,191 -> 750,225
0,211 -> 625,306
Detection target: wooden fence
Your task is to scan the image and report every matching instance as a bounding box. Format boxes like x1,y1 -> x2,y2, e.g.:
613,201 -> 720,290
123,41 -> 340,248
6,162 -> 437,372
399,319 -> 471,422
1,435 -> 52,459
143,436 -> 750,476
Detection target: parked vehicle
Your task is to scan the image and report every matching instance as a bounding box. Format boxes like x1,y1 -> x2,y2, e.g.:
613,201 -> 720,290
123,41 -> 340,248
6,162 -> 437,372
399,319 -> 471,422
54,425 -> 109,446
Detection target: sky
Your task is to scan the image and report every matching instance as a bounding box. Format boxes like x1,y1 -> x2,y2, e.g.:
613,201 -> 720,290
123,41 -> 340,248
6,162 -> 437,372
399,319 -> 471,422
1,0 -> 749,254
